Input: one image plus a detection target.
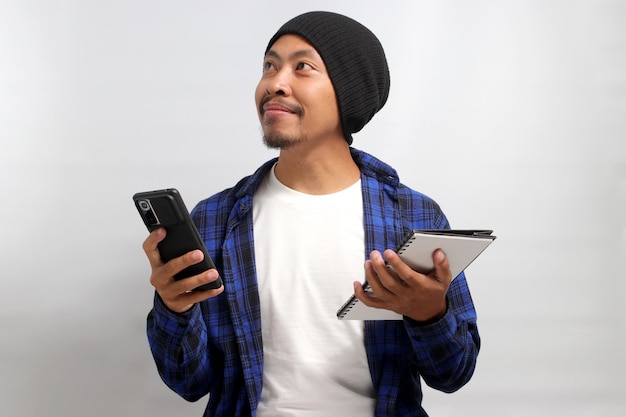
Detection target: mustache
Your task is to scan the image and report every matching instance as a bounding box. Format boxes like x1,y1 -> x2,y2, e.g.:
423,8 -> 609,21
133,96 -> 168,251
259,97 -> 304,117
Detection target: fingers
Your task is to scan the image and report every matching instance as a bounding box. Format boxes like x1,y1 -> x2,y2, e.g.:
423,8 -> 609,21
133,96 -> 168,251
366,250 -> 405,295
152,251 -> 224,314
363,248 -> 453,295
157,249 -> 205,284
143,228 -> 207,290
156,268 -> 224,313
143,228 -> 166,268
142,228 -> 223,313
353,278 -> 383,308
354,251 -> 400,311
357,248 -> 453,321
383,248 -> 452,286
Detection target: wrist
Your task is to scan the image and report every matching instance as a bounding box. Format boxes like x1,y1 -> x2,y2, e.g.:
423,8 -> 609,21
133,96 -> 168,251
406,300 -> 448,325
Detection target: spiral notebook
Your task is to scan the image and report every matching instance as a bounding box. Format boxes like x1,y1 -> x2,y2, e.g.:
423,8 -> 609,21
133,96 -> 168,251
336,229 -> 496,320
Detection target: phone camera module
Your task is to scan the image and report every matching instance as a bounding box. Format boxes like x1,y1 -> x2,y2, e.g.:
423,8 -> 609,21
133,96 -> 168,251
138,199 -> 160,226
138,200 -> 151,211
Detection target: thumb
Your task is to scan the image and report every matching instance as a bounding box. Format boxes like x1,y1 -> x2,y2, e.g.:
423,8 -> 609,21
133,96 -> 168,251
432,249 -> 452,282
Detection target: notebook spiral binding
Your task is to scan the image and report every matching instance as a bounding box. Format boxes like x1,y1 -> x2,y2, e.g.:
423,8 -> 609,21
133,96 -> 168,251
337,303 -> 354,319
337,283 -> 371,319
397,236 -> 416,255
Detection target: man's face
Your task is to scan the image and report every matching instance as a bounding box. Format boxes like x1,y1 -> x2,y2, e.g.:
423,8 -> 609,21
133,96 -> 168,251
255,34 -> 343,150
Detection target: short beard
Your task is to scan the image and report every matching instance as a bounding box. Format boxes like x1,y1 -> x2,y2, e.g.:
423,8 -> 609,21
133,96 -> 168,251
259,97 -> 306,150
263,133 -> 306,150
261,123 -> 307,150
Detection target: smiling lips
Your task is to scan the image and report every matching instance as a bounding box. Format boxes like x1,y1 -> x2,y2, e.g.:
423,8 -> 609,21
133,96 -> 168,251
261,98 -> 303,117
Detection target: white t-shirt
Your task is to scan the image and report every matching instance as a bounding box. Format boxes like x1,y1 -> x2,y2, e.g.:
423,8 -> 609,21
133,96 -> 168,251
253,164 -> 375,416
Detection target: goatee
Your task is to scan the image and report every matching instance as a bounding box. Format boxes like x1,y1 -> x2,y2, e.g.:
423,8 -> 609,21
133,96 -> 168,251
262,127 -> 307,150
259,97 -> 306,150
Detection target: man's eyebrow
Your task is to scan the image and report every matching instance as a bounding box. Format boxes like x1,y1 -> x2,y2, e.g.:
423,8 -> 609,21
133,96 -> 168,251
264,48 -> 320,61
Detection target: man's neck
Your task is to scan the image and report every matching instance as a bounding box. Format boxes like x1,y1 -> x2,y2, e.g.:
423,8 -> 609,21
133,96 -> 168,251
274,140 -> 360,195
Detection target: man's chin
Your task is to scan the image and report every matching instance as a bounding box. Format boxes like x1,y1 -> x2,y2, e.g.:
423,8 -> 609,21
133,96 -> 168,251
262,132 -> 306,150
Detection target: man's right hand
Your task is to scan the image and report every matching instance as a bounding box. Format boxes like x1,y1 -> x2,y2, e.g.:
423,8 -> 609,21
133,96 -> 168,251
143,228 -> 224,313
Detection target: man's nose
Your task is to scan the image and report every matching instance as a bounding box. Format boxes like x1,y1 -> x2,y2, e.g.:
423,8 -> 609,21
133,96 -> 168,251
266,69 -> 292,96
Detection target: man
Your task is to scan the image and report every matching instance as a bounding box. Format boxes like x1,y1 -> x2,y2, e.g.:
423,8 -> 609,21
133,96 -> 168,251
143,11 -> 480,417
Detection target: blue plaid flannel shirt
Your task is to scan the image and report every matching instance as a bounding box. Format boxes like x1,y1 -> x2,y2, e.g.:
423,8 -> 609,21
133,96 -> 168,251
147,148 -> 480,417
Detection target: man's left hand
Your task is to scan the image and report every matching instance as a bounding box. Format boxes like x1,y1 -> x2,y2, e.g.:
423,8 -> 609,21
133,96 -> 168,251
354,248 -> 452,322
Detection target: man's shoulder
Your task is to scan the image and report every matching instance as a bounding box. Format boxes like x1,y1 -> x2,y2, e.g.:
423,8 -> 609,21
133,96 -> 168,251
352,147 -> 447,228
351,147 -> 398,184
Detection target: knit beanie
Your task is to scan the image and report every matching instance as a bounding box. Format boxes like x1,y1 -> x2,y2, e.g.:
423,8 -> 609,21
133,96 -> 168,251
265,11 -> 390,145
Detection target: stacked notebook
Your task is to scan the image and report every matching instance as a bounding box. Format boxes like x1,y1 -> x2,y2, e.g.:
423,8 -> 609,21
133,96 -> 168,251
336,229 -> 496,320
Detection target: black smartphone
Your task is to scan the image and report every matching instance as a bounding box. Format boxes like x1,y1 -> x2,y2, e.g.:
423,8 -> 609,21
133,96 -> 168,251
133,188 -> 223,291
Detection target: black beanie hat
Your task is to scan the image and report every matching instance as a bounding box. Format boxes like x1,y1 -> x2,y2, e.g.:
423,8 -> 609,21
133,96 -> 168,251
265,11 -> 390,145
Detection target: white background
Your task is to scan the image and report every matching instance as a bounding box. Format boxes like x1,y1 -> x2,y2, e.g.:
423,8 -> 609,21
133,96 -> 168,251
1,1 -> 625,416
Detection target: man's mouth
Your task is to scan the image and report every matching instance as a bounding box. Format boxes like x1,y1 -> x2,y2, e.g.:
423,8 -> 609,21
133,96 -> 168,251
260,98 -> 303,117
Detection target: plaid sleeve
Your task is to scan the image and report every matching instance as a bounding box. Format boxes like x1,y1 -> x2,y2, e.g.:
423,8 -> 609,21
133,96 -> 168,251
392,180 -> 480,393
146,293 -> 214,402
403,271 -> 481,393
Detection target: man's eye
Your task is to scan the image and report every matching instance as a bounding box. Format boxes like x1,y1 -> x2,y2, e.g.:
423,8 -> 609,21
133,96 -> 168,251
263,61 -> 276,71
296,62 -> 313,70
